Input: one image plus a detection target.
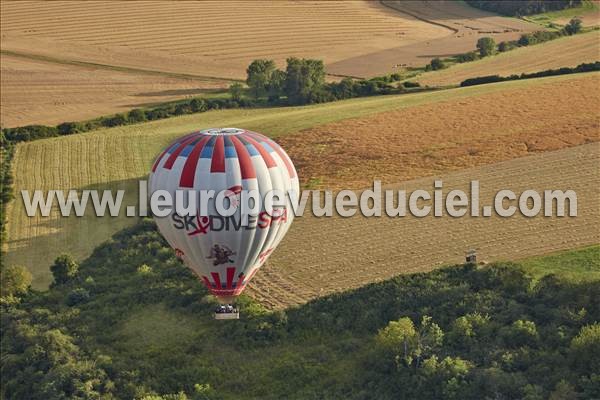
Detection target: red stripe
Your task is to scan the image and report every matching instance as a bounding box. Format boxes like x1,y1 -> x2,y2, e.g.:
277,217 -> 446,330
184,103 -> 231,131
235,273 -> 245,288
230,136 -> 256,179
242,133 -> 276,168
163,135 -> 199,169
245,132 -> 294,177
210,136 -> 225,173
246,268 -> 259,282
211,272 -> 222,288
152,131 -> 198,172
202,276 -> 212,288
151,145 -> 173,172
226,267 -> 236,289
179,136 -> 211,188
271,142 -> 296,178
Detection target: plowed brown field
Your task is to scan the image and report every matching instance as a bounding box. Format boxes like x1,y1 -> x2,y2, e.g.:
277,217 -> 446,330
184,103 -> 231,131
0,54 -> 228,127
249,143 -> 600,308
327,0 -> 540,77
280,73 -> 600,190
0,0 -> 448,80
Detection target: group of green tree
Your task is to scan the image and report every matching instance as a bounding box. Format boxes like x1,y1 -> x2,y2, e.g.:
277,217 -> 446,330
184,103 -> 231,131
461,61 -> 600,87
465,0 -> 584,16
1,220 -> 599,399
240,57 -> 421,107
427,17 -> 585,72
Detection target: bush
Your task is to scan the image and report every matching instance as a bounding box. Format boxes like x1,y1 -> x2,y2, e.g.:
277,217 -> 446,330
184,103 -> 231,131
460,61 -> 600,87
190,98 -> 207,113
565,17 -> 583,35
229,82 -> 244,101
50,254 -> 79,286
2,125 -> 58,142
66,288 -> 91,306
127,109 -> 147,123
455,51 -> 480,63
429,58 -> 446,71
101,113 -> 128,127
518,34 -> 537,46
57,122 -> 84,135
476,37 -> 496,57
402,81 -> 420,88
498,41 -> 516,52
0,265 -> 32,297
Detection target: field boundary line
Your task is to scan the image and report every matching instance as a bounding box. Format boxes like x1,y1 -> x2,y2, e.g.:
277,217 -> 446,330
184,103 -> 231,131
0,50 -> 242,83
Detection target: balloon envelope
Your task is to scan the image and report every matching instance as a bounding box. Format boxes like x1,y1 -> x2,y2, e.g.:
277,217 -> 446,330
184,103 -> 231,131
149,128 -> 298,302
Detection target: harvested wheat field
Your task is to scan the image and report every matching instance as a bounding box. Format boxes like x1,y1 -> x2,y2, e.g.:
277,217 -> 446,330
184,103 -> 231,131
328,0 -> 540,77
4,73 -> 597,289
0,0 -> 448,81
250,142 -> 600,308
0,54 -> 229,127
418,30 -> 600,87
281,73 -> 600,190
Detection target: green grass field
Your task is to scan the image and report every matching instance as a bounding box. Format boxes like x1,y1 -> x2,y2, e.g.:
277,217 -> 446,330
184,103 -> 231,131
417,30 -> 600,86
520,245 -> 600,281
4,73 -> 597,289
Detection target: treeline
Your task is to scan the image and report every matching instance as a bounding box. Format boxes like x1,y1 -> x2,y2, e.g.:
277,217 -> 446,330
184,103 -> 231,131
460,61 -> 600,86
427,17 -> 585,72
465,0 -> 583,16
0,96 -> 256,143
1,220 -> 599,399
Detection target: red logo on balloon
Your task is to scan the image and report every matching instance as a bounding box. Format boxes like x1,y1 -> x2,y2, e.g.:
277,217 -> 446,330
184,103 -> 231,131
188,215 -> 210,236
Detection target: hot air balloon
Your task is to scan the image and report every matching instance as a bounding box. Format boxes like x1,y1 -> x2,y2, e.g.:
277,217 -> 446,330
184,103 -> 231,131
149,128 -> 298,319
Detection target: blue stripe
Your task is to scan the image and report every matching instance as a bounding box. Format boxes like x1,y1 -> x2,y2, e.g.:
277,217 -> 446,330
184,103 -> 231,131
166,143 -> 181,154
261,142 -> 276,153
201,145 -> 213,158
225,146 -> 237,158
200,137 -> 216,158
245,143 -> 259,156
180,144 -> 194,157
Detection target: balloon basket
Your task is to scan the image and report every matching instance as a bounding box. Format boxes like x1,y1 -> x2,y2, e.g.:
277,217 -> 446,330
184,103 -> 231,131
214,304 -> 240,320
214,312 -> 239,320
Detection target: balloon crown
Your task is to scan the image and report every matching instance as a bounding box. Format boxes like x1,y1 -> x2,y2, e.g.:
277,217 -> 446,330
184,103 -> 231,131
201,128 -> 244,136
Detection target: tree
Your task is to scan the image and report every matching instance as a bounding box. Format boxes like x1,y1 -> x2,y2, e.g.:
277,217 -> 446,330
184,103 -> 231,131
476,37 -> 496,57
416,316 -> 444,364
0,265 -> 32,297
127,109 -> 147,123
246,59 -> 276,99
50,254 -> 79,285
564,17 -> 582,35
549,380 -> 578,400
429,58 -> 445,71
377,317 -> 417,364
266,69 -> 286,102
228,83 -> 243,102
284,57 -> 325,104
570,323 -> 600,372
